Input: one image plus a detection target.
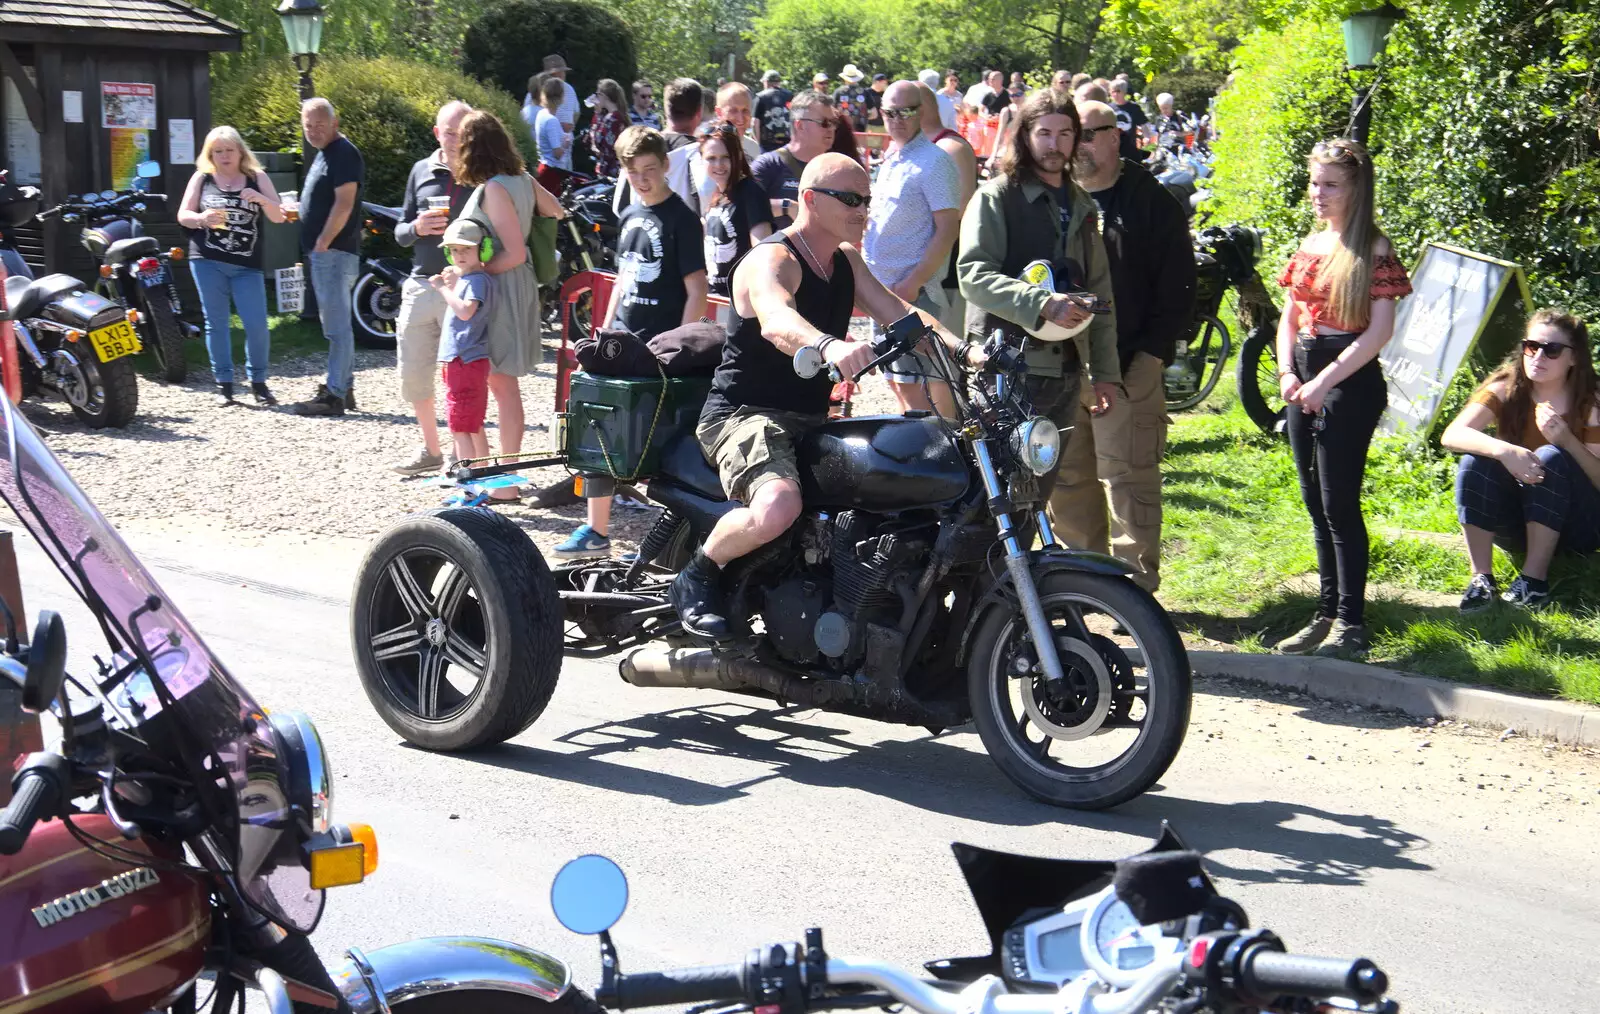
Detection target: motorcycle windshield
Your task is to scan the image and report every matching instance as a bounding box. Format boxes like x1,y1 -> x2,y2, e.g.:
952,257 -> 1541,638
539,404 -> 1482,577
0,397 -> 323,932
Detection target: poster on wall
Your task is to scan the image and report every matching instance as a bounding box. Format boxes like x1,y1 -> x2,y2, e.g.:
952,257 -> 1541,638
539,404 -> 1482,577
63,91 -> 84,124
110,128 -> 152,189
3,72 -> 42,186
101,82 -> 157,129
169,119 -> 195,165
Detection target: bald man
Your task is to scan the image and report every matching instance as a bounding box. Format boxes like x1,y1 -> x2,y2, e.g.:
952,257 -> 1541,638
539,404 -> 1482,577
864,80 -> 963,416
672,153 -> 977,639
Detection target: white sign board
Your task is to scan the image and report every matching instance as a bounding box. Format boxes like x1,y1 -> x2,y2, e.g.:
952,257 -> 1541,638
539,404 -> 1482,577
62,91 -> 83,124
169,118 -> 195,165
275,264 -> 305,314
3,71 -> 41,186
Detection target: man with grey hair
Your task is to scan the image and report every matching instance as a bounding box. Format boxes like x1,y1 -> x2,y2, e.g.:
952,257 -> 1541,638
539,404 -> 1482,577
390,100 -> 472,472
1107,78 -> 1149,162
1151,92 -> 1182,141
750,90 -> 835,228
291,97 -> 366,416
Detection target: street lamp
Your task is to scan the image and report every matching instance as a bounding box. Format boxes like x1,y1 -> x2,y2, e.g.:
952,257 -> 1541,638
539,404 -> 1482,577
1341,2 -> 1405,146
277,0 -> 327,101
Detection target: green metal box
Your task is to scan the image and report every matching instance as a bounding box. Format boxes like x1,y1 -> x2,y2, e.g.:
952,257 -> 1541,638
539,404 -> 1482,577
564,372 -> 712,479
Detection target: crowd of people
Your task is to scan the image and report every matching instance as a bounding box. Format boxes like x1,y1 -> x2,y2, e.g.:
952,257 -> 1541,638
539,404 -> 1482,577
175,52 -> 1597,643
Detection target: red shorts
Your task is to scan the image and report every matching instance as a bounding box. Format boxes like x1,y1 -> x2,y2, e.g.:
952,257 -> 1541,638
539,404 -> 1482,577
441,357 -> 492,433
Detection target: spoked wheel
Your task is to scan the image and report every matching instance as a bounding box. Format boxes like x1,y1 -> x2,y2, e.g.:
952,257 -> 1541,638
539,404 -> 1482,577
352,508 -> 562,750
1165,314 -> 1231,412
967,570 -> 1191,809
1237,325 -> 1287,435
351,271 -> 400,350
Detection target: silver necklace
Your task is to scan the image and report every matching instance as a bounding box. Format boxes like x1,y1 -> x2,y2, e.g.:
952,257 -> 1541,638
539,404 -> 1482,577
793,228 -> 831,281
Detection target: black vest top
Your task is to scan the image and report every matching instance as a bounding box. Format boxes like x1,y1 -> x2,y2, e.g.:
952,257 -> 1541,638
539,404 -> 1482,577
701,233 -> 855,424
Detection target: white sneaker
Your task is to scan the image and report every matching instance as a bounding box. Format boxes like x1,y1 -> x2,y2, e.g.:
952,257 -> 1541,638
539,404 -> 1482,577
391,448 -> 444,476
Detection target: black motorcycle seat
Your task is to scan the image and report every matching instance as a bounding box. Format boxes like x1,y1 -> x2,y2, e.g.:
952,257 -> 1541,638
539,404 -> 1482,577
654,432 -> 727,501
5,273 -> 84,321
105,236 -> 159,264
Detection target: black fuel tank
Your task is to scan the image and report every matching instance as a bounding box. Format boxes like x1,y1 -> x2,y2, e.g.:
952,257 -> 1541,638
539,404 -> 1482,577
799,415 -> 970,512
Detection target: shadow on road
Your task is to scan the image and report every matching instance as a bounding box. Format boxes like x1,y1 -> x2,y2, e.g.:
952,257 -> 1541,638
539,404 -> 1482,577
446,699 -> 1432,886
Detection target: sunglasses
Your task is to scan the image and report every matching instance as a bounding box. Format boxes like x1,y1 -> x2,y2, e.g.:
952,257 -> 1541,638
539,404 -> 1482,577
1522,339 -> 1572,359
795,117 -> 837,130
1081,124 -> 1118,140
883,106 -> 921,120
806,186 -> 870,208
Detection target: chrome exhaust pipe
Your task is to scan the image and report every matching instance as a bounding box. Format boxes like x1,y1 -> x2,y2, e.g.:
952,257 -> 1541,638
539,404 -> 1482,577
618,646 -> 746,691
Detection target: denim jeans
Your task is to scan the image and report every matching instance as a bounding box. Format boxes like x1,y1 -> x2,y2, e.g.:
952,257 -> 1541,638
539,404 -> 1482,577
188,258 -> 270,384
308,249 -> 359,397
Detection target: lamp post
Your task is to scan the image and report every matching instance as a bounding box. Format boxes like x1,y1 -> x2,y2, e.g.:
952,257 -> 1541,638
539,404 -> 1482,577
277,0 -> 327,101
1341,2 -> 1405,146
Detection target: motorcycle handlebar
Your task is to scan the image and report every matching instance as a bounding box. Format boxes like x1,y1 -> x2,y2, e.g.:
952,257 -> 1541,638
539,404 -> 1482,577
610,964 -> 748,1009
1240,950 -> 1388,1004
0,752 -> 68,854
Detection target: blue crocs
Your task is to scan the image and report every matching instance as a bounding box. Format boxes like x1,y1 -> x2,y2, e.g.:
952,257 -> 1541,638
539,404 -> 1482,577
553,524 -> 611,560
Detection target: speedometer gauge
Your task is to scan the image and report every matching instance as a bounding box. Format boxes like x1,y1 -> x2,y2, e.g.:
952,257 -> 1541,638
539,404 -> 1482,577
1079,886 -> 1180,989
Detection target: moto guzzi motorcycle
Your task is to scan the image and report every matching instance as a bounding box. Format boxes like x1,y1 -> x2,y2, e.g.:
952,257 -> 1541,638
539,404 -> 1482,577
0,394 -> 594,1014
543,827 -> 1397,1014
352,315 -> 1192,810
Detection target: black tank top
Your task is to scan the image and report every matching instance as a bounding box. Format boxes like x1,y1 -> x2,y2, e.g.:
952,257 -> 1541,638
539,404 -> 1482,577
189,173 -> 265,269
701,233 -> 855,425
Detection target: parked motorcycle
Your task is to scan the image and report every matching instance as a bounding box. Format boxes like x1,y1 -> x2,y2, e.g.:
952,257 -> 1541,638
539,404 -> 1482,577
352,315 -> 1192,810
548,832 -> 1396,1014
352,200 -> 409,350
0,392 -> 596,1014
545,173 -> 619,335
0,176 -> 144,427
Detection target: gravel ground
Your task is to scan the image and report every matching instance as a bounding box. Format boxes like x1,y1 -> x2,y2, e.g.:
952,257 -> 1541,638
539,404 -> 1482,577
25,324 -> 896,559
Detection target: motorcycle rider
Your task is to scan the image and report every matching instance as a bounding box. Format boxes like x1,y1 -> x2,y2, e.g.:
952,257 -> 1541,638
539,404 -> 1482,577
956,88 -> 1120,505
670,153 -> 979,639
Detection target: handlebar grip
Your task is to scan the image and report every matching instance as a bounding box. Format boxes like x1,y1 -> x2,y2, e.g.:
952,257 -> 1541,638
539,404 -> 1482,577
613,964 -> 747,1010
0,754 -> 67,855
1240,951 -> 1387,1003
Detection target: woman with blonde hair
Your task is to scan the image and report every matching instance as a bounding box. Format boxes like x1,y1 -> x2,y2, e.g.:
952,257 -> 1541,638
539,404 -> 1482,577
1272,138 -> 1412,658
176,125 -> 286,405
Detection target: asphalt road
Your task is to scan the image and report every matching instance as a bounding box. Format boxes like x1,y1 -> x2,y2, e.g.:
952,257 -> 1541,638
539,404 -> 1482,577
11,526 -> 1599,1014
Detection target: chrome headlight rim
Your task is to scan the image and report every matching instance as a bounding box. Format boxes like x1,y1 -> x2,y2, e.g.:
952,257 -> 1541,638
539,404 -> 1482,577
1012,416 -> 1060,476
269,710 -> 333,834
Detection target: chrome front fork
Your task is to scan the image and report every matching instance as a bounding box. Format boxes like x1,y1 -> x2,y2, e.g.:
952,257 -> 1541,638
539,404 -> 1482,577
973,438 -> 1065,684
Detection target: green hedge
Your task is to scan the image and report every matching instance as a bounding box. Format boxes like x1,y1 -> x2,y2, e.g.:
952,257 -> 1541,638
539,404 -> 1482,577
460,0 -> 638,113
212,56 -> 537,206
1209,4 -> 1600,323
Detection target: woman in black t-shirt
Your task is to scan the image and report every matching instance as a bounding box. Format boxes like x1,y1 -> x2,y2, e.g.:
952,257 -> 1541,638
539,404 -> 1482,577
695,121 -> 773,297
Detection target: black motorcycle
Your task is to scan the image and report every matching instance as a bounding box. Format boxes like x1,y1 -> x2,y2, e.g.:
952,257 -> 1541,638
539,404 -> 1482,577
0,172 -> 147,427
351,201 -> 408,350
545,173 -> 618,336
351,315 -> 1192,810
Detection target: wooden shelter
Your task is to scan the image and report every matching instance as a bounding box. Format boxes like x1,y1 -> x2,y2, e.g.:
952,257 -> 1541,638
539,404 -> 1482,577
1,0 -> 242,277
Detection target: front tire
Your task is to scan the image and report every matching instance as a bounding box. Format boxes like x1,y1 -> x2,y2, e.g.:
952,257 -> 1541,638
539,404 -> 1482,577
967,570 -> 1190,809
352,269 -> 400,350
1236,325 -> 1286,434
352,508 -> 562,750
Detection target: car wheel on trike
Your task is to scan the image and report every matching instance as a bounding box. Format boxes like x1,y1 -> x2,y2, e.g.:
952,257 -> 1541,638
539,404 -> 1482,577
352,507 -> 562,750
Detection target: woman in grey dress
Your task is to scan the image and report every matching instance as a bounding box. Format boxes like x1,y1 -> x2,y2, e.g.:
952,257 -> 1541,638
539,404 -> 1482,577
452,111 -> 564,470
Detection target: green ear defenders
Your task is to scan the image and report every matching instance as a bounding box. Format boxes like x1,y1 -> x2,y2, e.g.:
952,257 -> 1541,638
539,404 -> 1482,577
443,235 -> 495,265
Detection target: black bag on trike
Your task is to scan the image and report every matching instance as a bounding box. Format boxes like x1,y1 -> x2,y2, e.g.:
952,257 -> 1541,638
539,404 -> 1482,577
349,315 -> 1192,810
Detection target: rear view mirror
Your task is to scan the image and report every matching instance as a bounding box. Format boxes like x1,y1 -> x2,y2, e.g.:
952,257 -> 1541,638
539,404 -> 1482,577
550,854 -> 629,934
136,161 -> 162,179
21,610 -> 65,712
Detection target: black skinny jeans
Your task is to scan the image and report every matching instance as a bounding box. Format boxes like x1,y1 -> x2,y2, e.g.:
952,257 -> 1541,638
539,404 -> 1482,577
1285,339 -> 1387,625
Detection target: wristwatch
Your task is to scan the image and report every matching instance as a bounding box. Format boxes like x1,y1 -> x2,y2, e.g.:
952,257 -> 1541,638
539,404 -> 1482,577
781,199 -> 791,217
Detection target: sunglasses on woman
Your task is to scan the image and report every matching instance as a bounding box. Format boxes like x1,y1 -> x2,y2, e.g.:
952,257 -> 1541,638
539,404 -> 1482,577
1522,339 -> 1572,359
806,186 -> 870,208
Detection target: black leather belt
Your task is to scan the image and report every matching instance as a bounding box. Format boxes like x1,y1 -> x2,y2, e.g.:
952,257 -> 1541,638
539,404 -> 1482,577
1296,330 -> 1360,352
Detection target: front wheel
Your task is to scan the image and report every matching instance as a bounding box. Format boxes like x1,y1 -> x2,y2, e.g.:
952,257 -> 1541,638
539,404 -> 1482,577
352,507 -> 563,750
352,269 -> 401,350
1164,315 -> 1230,412
394,987 -> 603,1014
967,569 -> 1191,809
1236,325 -> 1287,435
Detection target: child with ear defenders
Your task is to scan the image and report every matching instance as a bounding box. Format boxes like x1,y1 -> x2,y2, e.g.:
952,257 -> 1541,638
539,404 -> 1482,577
432,219 -> 497,465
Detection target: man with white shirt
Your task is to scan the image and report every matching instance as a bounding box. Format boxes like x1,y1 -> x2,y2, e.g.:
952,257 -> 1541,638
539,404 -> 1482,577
691,82 -> 762,209
612,77 -> 704,213
863,80 -> 962,417
541,54 -> 580,145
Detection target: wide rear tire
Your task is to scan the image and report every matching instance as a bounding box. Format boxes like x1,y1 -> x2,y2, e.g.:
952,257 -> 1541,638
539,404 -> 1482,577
352,508 -> 562,750
61,352 -> 139,429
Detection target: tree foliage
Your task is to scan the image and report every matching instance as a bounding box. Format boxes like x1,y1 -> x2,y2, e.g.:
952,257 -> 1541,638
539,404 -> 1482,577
460,0 -> 638,104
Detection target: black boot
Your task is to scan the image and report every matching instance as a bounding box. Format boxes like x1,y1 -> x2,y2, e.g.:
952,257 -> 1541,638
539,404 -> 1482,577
215,382 -> 237,406
670,549 -> 730,640
251,381 -> 278,407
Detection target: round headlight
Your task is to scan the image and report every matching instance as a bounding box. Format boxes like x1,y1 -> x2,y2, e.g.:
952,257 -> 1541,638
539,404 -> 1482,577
269,710 -> 332,834
1013,417 -> 1060,476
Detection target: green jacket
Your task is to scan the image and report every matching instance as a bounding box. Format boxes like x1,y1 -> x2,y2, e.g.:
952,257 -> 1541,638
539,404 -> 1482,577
956,173 -> 1121,385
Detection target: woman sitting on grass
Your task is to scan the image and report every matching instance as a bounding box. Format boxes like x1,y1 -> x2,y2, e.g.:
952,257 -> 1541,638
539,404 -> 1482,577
1441,309 -> 1600,612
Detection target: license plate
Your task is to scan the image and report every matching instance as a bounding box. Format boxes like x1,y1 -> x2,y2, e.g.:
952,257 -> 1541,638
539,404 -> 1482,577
88,319 -> 142,363
138,269 -> 167,287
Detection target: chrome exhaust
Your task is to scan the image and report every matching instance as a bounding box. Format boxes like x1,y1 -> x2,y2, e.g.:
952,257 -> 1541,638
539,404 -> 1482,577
618,646 -> 746,691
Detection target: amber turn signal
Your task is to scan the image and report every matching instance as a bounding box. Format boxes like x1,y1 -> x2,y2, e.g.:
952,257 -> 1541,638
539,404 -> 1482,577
309,842 -> 366,890
64,330 -> 81,343
98,265 -> 113,278
125,309 -> 142,325
345,822 -> 379,876
168,248 -> 185,261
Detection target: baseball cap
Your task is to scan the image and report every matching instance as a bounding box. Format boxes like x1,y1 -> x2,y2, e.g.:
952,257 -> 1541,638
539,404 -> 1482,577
813,72 -> 830,84
442,219 -> 486,247
872,73 -> 888,82
762,69 -> 781,84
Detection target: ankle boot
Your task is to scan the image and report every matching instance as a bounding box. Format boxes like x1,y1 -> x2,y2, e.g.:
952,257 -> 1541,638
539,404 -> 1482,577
215,382 -> 237,406
670,550 -> 730,640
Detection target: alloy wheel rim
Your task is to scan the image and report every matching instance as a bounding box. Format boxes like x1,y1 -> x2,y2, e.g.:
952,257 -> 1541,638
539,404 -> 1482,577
367,547 -> 490,722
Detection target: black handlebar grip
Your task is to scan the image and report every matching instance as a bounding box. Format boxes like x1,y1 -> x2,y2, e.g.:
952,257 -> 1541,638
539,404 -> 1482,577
0,754 -> 67,855
1241,951 -> 1387,1003
613,964 -> 748,1010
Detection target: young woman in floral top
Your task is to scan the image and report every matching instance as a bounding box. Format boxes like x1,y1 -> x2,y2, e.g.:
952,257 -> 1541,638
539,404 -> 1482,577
1272,138 -> 1413,660
586,78 -> 628,178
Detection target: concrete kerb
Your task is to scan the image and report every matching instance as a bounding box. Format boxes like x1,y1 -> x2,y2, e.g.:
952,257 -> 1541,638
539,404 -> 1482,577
1190,650 -> 1600,748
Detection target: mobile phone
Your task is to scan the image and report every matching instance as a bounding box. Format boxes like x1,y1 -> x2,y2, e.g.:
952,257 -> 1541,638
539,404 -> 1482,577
1067,290 -> 1113,314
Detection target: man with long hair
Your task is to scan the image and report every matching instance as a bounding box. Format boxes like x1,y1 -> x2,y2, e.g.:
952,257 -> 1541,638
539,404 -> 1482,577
957,89 -> 1120,523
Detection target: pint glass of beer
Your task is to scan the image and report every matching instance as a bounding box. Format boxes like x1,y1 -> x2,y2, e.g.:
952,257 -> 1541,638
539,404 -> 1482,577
281,191 -> 300,223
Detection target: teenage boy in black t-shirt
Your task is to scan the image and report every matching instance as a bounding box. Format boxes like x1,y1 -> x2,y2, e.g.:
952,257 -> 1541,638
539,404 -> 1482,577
555,126 -> 709,561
